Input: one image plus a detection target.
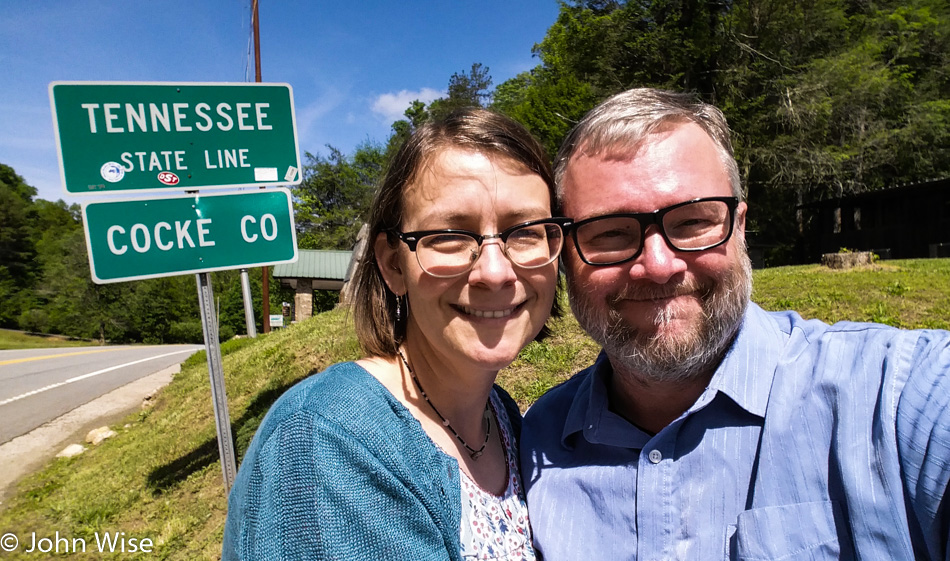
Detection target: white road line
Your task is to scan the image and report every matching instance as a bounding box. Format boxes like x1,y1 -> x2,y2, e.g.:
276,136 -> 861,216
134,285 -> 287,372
0,349 -> 197,407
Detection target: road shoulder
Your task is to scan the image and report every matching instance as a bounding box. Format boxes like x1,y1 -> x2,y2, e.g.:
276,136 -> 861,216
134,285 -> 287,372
0,364 -> 178,505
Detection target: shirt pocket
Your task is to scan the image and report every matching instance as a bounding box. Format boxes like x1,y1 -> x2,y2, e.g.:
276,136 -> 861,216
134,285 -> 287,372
733,501 -> 841,561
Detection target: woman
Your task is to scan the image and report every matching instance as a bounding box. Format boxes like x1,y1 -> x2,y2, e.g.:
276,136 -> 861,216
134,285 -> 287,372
223,108 -> 567,560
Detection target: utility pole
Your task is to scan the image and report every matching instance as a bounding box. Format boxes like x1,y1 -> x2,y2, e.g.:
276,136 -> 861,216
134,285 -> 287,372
252,0 -> 270,333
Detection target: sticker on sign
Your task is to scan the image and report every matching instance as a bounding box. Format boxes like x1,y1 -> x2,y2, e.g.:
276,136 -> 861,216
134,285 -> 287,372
158,172 -> 180,185
50,81 -> 302,195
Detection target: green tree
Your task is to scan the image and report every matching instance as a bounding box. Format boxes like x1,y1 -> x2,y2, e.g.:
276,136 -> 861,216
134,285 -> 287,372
763,2 -> 950,197
0,165 -> 39,326
122,276 -> 200,344
492,68 -> 599,158
719,0 -> 949,263
18,199 -> 83,331
293,142 -> 385,250
385,63 -> 495,160
385,100 -> 430,161
427,63 -> 493,121
32,227 -> 129,341
533,0 -> 725,96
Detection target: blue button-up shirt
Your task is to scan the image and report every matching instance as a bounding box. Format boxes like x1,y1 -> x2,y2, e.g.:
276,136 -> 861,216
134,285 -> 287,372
521,303 -> 950,560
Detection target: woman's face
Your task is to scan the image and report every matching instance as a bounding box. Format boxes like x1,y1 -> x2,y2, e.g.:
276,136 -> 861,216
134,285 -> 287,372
378,147 -> 558,373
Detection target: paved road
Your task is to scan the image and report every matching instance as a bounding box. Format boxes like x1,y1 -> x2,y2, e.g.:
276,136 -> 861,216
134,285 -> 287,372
0,345 -> 201,443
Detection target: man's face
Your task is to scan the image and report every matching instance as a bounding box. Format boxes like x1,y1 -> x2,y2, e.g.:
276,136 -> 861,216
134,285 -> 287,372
561,123 -> 752,383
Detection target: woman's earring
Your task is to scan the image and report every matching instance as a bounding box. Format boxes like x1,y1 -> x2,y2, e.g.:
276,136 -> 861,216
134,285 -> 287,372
393,294 -> 409,344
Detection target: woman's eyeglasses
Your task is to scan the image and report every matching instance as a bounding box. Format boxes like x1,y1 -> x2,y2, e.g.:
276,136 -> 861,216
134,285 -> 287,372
389,218 -> 572,278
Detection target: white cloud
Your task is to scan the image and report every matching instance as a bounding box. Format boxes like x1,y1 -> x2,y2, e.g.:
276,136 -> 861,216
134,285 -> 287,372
371,88 -> 444,122
294,87 -> 350,151
296,89 -> 347,137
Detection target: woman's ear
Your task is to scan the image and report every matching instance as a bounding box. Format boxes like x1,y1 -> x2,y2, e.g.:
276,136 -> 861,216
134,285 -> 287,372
375,232 -> 407,295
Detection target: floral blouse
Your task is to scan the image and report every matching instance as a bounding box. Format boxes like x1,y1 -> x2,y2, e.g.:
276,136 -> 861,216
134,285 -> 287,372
458,392 -> 537,560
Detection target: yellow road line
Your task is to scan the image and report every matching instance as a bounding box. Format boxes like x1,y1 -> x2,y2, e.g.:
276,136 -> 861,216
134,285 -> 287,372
0,348 -> 126,366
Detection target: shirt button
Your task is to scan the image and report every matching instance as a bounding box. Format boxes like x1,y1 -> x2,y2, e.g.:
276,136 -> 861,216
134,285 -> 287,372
648,449 -> 662,464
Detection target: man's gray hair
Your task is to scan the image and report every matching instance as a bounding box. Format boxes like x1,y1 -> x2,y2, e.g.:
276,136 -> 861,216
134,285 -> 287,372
555,88 -> 743,203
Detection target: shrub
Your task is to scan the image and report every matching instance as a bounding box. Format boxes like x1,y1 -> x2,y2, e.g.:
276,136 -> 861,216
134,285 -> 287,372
168,321 -> 204,343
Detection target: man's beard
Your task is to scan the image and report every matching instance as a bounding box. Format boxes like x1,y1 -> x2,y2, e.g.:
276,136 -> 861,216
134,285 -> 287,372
568,245 -> 752,385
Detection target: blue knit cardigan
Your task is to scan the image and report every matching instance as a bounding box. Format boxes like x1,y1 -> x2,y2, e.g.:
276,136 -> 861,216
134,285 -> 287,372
222,361 -> 523,560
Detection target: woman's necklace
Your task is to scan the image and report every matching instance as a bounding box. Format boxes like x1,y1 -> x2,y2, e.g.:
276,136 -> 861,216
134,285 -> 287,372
398,349 -> 491,460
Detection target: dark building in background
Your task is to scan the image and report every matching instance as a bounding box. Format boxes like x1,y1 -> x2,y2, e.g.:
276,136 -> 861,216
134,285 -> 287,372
799,178 -> 950,260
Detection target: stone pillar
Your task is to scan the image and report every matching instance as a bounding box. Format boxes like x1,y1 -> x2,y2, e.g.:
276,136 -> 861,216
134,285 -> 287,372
294,279 -> 313,322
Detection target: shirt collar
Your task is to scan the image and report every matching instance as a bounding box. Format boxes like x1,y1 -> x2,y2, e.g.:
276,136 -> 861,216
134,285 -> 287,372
560,303 -> 782,448
708,303 -> 782,418
561,352 -> 603,446
561,351 -> 652,449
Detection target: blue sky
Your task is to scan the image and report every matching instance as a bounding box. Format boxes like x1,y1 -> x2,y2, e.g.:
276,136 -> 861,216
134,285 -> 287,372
1,1 -> 560,204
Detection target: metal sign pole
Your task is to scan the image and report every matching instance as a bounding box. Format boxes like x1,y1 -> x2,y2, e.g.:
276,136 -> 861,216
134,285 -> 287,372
240,269 -> 257,338
196,272 -> 237,494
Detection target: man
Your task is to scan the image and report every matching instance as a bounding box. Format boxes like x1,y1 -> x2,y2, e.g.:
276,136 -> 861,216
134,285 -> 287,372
521,88 -> 950,560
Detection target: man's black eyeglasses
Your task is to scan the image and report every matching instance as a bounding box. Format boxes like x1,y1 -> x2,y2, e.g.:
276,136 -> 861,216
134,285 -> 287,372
569,196 -> 739,266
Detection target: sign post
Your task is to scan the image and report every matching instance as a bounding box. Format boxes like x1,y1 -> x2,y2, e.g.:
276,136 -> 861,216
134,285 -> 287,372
196,272 -> 237,493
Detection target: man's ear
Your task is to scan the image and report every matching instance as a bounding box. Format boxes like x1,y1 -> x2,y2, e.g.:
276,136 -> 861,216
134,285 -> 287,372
375,232 -> 407,296
735,201 -> 748,241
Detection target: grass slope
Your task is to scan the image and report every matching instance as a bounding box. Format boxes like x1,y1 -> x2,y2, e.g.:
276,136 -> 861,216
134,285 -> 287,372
0,329 -> 99,350
753,258 -> 950,329
0,259 -> 946,559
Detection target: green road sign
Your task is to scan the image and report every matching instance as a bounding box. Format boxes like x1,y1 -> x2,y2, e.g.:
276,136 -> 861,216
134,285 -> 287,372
50,82 -> 301,195
82,189 -> 298,283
